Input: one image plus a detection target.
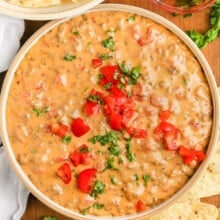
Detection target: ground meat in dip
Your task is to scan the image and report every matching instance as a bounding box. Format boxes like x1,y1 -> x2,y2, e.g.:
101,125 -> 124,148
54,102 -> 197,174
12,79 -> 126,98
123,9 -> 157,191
6,10 -> 212,217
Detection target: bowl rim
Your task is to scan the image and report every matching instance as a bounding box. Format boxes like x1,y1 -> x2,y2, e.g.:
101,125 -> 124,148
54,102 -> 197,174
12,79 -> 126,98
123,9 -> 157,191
0,0 -> 103,20
0,3 -> 219,219
149,0 -> 216,14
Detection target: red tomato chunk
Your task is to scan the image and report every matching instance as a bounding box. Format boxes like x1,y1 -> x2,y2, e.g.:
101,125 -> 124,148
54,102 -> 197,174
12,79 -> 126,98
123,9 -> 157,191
77,168 -> 97,193
57,162 -> 72,184
71,117 -> 90,137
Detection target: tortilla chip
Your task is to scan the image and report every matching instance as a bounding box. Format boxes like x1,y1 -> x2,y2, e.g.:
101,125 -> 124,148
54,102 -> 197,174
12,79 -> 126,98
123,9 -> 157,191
217,208 -> 220,220
147,202 -> 218,220
7,0 -> 61,8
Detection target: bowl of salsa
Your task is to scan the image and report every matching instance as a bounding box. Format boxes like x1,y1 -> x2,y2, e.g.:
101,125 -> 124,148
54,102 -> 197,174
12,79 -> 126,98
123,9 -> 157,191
150,0 -> 216,14
0,3 -> 219,220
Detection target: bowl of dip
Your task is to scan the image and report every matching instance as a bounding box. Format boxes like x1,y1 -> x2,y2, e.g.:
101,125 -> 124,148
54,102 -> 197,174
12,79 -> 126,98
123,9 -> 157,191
0,0 -> 103,20
0,3 -> 219,220
149,0 -> 216,14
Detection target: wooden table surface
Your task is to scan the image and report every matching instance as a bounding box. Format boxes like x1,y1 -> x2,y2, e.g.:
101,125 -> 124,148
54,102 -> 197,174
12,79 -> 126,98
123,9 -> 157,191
1,0 -> 219,219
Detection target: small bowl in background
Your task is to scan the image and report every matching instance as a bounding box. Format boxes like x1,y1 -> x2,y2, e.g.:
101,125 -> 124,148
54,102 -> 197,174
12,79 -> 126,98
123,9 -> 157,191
149,0 -> 216,14
0,0 -> 103,20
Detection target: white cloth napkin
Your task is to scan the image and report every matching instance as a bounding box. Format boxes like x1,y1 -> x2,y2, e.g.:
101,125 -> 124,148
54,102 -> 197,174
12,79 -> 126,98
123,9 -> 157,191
0,14 -> 25,72
0,14 -> 30,220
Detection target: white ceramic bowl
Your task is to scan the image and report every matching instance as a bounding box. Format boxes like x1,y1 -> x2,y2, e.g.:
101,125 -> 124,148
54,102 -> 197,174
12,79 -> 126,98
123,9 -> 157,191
0,4 -> 219,220
0,0 -> 103,20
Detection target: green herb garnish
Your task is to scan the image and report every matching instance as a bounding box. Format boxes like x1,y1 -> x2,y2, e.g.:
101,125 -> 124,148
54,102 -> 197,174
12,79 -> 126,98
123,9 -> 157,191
33,106 -> 49,116
72,30 -> 80,36
110,174 -> 117,184
80,207 -> 90,215
127,14 -> 136,22
125,141 -> 136,162
101,36 -> 115,51
98,53 -> 114,60
87,95 -> 103,105
108,145 -> 120,156
93,203 -> 105,209
134,173 -> 139,185
89,131 -> 118,146
63,53 -> 77,61
62,135 -> 71,144
143,175 -> 151,186
118,61 -> 141,85
90,180 -> 105,198
104,157 -> 119,171
186,0 -> 220,48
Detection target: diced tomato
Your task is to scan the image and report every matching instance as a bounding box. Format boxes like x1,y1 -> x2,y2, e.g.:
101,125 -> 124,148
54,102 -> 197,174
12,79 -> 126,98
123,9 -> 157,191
92,58 -> 103,68
50,123 -> 68,138
154,121 -> 176,135
159,109 -> 171,121
69,151 -> 81,166
57,162 -> 72,184
178,145 -> 193,157
71,118 -> 90,137
135,200 -> 146,212
70,145 -> 92,166
81,152 -> 92,165
164,130 -> 178,151
77,168 -> 97,193
108,112 -> 123,131
109,85 -> 125,97
127,127 -> 147,139
100,65 -> 119,83
195,150 -> 206,162
84,101 -> 100,116
103,95 -> 116,115
178,146 -> 206,164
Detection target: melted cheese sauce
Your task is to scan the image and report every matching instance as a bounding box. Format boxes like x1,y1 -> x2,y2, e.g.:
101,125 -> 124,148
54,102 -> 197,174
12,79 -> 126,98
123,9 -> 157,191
6,11 -> 212,217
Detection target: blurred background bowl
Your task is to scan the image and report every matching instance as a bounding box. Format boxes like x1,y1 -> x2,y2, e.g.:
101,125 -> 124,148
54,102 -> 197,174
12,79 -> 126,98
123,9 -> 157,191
149,0 -> 216,14
0,0 -> 103,20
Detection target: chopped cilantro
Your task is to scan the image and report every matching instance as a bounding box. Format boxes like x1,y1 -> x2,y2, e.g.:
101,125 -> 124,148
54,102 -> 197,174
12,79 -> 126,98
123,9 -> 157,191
109,174 -> 117,184
87,95 -> 103,105
90,180 -> 105,198
101,36 -> 115,51
88,131 -> 118,147
104,157 -> 119,171
108,145 -> 120,156
80,206 -> 90,215
133,173 -> 139,185
118,61 -> 141,85
72,30 -> 80,36
63,53 -> 76,61
79,146 -> 90,153
143,175 -> 151,186
98,53 -> 114,60
103,82 -> 113,90
127,14 -> 136,22
125,142 -> 136,162
92,203 -> 105,209
62,135 -> 71,144
33,106 -> 49,116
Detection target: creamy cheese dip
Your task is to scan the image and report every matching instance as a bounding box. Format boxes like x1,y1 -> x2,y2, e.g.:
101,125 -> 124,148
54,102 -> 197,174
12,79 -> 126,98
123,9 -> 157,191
6,11 -> 213,217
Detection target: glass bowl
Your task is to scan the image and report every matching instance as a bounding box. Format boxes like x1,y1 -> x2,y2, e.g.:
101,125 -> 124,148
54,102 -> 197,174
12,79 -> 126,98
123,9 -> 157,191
150,0 -> 216,14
